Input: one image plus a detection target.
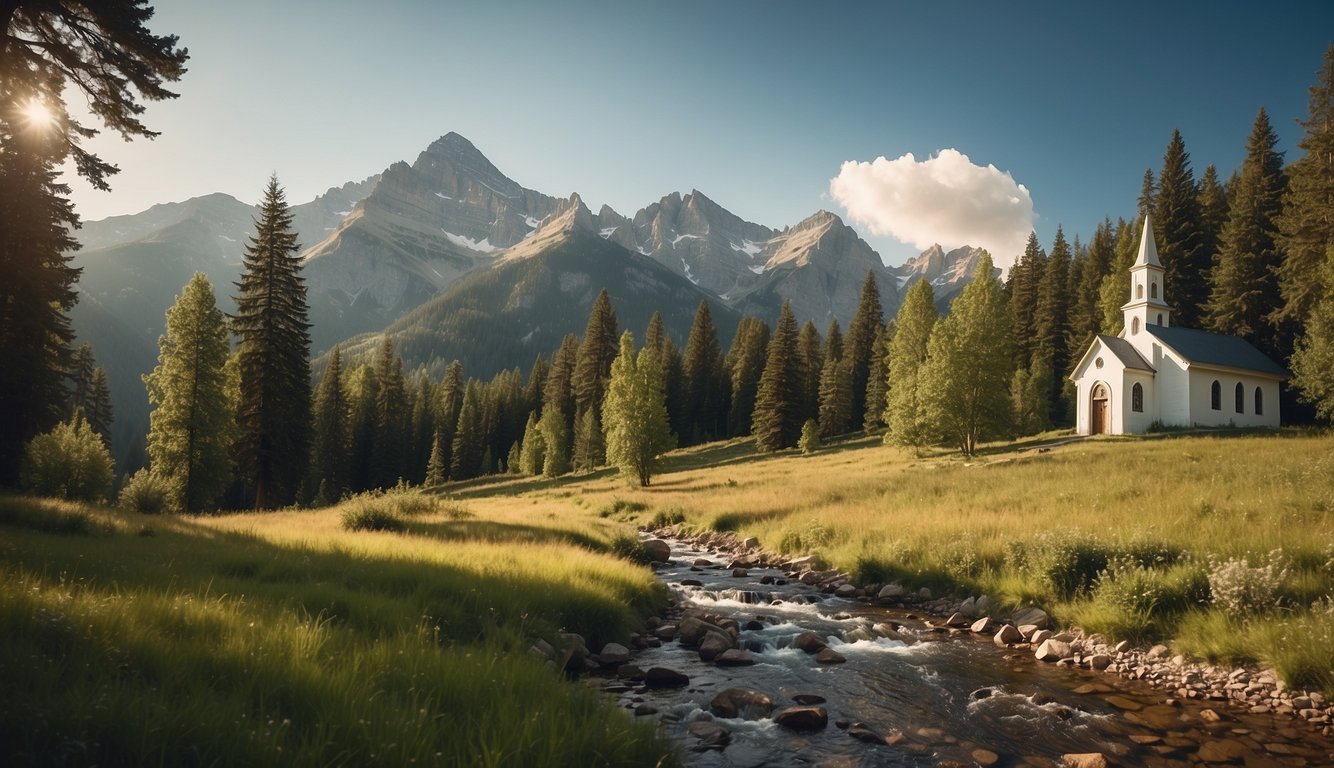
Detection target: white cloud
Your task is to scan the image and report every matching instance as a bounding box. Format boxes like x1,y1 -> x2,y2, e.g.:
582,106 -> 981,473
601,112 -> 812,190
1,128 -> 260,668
829,149 -> 1034,272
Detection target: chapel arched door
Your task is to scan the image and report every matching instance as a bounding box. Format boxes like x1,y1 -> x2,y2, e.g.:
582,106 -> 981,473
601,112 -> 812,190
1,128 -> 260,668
1091,383 -> 1110,435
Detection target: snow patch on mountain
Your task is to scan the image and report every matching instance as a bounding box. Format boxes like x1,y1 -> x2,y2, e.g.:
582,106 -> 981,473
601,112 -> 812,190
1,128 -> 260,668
441,229 -> 499,253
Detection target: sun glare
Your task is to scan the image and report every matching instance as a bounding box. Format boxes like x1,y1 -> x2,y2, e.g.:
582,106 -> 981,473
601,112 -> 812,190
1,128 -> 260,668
19,98 -> 55,129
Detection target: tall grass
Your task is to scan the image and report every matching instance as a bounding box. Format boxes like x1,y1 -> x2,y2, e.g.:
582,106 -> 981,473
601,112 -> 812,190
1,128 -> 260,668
0,494 -> 675,766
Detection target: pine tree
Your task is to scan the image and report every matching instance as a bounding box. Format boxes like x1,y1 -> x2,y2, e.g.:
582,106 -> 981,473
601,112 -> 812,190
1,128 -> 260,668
1197,165 -> 1229,274
517,412 -> 546,475
425,428 -> 447,486
799,419 -> 821,455
572,406 -> 604,472
523,355 -> 549,417
66,344 -> 96,420
1011,357 -> 1053,436
0,0 -> 188,484
343,364 -> 376,493
844,270 -> 885,424
537,403 -> 570,477
797,320 -> 824,425
1138,168 -> 1157,220
541,334 -> 579,459
369,336 -> 407,489
816,356 -> 852,439
449,381 -> 484,480
645,312 -> 688,443
232,177 -> 311,508
920,253 -> 1013,456
823,318 -> 844,362
143,273 -> 234,512
1290,245 -> 1334,421
1154,130 -> 1208,327
85,367 -> 114,448
1008,233 -> 1046,366
1069,219 -> 1115,346
1276,44 -> 1334,328
863,323 -> 889,432
1034,226 -> 1072,423
1206,108 -> 1288,359
1098,219 -> 1139,334
436,360 -> 465,478
310,346 -> 348,501
682,300 -> 728,443
726,316 -> 770,437
603,332 -> 675,486
572,289 -> 618,466
885,279 -> 938,451
752,301 -> 803,451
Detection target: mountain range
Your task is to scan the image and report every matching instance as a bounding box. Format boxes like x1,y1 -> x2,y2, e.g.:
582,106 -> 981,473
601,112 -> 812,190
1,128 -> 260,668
66,131 -> 989,468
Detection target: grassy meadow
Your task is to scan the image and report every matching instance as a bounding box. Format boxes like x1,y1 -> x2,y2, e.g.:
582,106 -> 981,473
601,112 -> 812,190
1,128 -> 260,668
0,492 -> 673,767
448,428 -> 1334,694
3,428 -> 1332,766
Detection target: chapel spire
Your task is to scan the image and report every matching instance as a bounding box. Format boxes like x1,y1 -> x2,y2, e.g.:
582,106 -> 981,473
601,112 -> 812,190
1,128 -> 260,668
1122,215 -> 1172,337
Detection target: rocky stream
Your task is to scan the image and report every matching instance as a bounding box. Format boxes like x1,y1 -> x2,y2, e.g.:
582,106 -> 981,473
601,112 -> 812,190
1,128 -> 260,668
568,534 -> 1334,767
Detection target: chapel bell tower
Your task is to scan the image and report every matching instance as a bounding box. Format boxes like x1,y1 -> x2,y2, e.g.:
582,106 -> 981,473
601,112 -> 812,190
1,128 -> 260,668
1121,214 -> 1172,339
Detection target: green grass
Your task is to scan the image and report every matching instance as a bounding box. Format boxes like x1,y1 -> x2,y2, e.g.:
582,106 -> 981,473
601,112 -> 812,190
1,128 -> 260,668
0,494 -> 675,767
444,428 -> 1334,694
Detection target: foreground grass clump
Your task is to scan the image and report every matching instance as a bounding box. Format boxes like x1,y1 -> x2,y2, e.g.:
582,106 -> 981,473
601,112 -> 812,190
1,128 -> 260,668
452,430 -> 1333,693
0,494 -> 674,766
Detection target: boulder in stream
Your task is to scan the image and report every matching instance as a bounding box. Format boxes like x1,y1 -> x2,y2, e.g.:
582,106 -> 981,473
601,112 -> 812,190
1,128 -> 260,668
710,687 -> 774,719
795,631 -> 828,654
644,667 -> 689,688
644,539 -> 671,563
774,705 -> 828,731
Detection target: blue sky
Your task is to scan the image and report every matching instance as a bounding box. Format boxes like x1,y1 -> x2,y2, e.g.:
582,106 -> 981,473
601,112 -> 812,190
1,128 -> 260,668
64,1 -> 1334,267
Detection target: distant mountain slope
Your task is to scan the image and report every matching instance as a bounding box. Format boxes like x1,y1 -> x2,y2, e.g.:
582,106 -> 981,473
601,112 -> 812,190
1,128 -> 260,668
336,198 -> 741,379
894,244 -> 999,310
300,133 -> 565,351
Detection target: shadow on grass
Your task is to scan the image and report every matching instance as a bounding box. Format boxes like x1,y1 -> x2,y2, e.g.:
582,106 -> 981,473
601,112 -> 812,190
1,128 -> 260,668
406,518 -> 605,550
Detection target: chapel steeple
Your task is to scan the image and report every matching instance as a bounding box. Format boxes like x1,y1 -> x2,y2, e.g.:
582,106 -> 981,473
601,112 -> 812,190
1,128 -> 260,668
1121,214 -> 1172,338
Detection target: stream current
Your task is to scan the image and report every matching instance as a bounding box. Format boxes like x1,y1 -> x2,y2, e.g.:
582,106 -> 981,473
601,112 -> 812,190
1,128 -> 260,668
608,538 -> 1334,767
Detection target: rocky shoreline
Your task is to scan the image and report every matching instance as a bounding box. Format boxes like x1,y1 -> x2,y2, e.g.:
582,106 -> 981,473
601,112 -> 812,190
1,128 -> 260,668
636,525 -> 1334,743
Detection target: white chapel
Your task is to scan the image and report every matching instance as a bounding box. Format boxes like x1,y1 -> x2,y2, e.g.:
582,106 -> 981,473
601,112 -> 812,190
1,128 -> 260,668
1068,215 -> 1287,435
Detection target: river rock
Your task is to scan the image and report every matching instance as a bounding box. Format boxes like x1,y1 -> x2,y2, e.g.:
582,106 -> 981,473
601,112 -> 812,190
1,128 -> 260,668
993,624 -> 1023,646
715,649 -> 755,666
975,595 -> 993,614
644,539 -> 671,563
1010,606 -> 1051,630
680,578 -> 703,587
741,536 -> 760,549
644,667 -> 689,688
774,705 -> 828,731
698,631 -> 733,661
654,624 -> 677,641
971,748 -> 1000,766
970,617 -> 994,633
943,612 -> 970,628
848,723 -> 887,744
792,693 -> 826,705
731,568 -> 748,577
1088,653 -> 1112,670
598,642 -> 631,665
959,596 -> 976,616
1028,628 -> 1052,646
1035,638 -> 1073,662
835,583 -> 858,598
795,631 -> 828,654
878,583 -> 907,599
710,687 -> 774,719
815,648 -> 847,664
687,720 -> 730,751
1196,738 -> 1248,763
1061,753 -> 1108,768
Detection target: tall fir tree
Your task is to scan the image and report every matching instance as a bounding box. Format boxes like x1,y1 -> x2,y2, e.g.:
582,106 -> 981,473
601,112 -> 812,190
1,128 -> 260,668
231,177 -> 311,508
885,279 -> 938,451
844,270 -> 885,424
1197,165 -> 1229,275
1008,233 -> 1046,366
1034,226 -> 1073,423
863,323 -> 889,432
369,335 -> 407,489
1010,357 -> 1053,436
571,289 -> 618,466
1138,168 -> 1157,220
1276,44 -> 1334,328
449,380 -> 485,480
603,332 -> 675,486
310,346 -> 348,502
1098,218 -> 1140,334
1206,107 -> 1289,359
920,253 -> 1014,456
424,427 -> 447,486
517,411 -> 546,476
726,316 -> 770,437
752,301 -> 803,451
797,320 -> 824,425
0,0 -> 188,485
66,344 -> 96,420
436,360 -> 465,478
523,355 -> 549,417
645,312 -> 688,443
1290,245 -> 1334,421
85,367 -> 114,448
143,273 -> 234,512
816,356 -> 853,439
1069,218 -> 1116,347
537,401 -> 570,477
407,374 -> 436,484
1154,130 -> 1208,327
344,364 -> 377,493
823,318 -> 844,362
682,300 -> 728,443
541,334 -> 579,459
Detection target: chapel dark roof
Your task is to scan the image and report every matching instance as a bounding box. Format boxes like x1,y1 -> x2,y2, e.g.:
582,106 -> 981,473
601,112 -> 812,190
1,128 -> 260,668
1146,325 -> 1288,377
1097,334 -> 1154,372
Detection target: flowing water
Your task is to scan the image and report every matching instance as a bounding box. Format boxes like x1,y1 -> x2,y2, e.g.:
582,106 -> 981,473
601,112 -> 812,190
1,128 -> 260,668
609,539 -> 1334,766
